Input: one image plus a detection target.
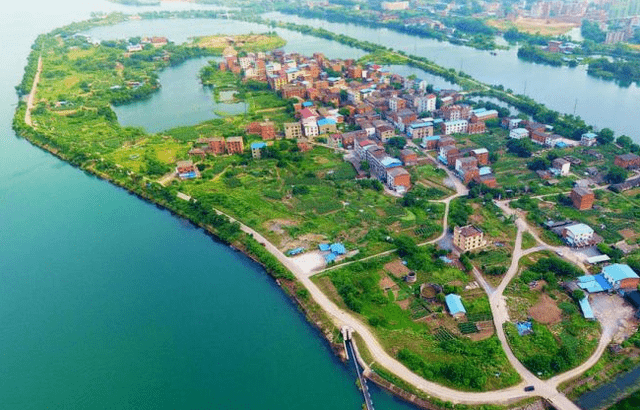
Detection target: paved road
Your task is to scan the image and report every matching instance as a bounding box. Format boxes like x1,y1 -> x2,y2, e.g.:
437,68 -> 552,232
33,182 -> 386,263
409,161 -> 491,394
211,176 -> 612,409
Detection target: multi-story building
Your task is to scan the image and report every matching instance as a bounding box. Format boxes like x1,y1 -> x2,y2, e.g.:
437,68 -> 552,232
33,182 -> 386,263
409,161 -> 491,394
387,167 -> 411,192
509,128 -> 529,139
471,148 -> 489,165
400,149 -> 417,166
251,142 -> 266,159
467,122 -> 486,134
552,158 -> 571,176
284,122 -> 303,139
225,136 -> 244,154
406,121 -> 433,139
561,223 -> 594,247
453,225 -> 486,252
603,264 -> 640,290
570,187 -> 595,210
441,119 -> 468,135
302,118 -> 318,138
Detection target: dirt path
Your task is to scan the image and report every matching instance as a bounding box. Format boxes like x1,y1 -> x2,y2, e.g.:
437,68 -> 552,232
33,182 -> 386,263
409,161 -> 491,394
25,56 -> 43,127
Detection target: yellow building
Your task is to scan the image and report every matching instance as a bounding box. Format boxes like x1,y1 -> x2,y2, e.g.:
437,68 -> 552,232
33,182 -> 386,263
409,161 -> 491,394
453,225 -> 486,252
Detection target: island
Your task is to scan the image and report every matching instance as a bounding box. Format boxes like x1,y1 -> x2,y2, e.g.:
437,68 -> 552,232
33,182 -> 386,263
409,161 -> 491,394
14,11 -> 640,410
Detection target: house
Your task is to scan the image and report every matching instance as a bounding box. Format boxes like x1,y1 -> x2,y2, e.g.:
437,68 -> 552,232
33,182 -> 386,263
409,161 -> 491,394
327,133 -> 343,149
387,167 -> 411,192
581,132 -> 597,147
552,158 -> 571,176
284,122 -> 303,139
302,118 -> 319,138
561,223 -> 594,247
470,108 -> 498,123
176,160 -> 197,179
614,153 -> 640,169
258,121 -> 276,140
439,145 -> 460,167
317,118 -> 337,134
467,122 -> 486,134
421,135 -> 440,150
207,137 -> 226,155
570,187 -> 594,210
471,148 -> 489,165
406,121 -> 433,139
510,128 -> 529,140
251,142 -> 266,159
602,264 -> 640,290
225,136 -> 244,154
441,119 -> 468,135
445,294 -> 466,318
453,225 -> 486,252
400,149 -> 417,166
376,124 -> 395,142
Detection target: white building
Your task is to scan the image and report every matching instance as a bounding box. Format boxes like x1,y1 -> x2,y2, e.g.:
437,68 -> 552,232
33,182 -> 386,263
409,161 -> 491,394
441,119 -> 468,135
562,223 -> 594,247
510,128 -> 529,139
302,118 -> 318,138
552,158 -> 571,176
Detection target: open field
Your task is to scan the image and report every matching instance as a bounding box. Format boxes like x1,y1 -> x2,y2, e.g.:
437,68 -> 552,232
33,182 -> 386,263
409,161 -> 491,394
486,17 -> 578,37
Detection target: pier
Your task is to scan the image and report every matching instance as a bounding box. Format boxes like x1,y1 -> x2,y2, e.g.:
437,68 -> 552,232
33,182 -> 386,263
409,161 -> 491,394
342,327 -> 374,410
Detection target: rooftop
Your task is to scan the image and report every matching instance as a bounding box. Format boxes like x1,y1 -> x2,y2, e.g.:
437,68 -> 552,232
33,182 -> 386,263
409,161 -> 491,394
445,294 -> 466,316
579,298 -> 595,320
565,223 -> 593,236
457,225 -> 482,237
251,142 -> 266,149
603,264 -> 639,282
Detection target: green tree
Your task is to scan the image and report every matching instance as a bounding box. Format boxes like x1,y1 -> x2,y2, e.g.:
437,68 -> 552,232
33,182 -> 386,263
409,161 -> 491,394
597,128 -> 614,145
606,165 -> 628,184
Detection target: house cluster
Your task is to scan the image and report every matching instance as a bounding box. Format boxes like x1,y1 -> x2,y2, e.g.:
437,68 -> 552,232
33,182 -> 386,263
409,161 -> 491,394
427,135 -> 497,187
505,118 -> 574,149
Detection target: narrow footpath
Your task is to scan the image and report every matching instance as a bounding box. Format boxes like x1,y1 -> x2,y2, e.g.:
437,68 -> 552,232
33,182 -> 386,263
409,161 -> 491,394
25,56 -> 43,127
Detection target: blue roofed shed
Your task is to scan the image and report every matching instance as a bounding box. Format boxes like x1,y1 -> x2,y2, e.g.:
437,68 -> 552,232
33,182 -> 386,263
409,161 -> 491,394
302,101 -> 313,107
445,294 -> 466,317
318,243 -> 331,252
325,253 -> 337,263
579,298 -> 595,320
330,243 -> 346,255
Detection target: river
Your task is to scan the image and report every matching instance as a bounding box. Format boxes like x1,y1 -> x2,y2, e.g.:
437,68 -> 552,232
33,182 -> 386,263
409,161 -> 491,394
262,11 -> 640,142
0,1 -> 418,409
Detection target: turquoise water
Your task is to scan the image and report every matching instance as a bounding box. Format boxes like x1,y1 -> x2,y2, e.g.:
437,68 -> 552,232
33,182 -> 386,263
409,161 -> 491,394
0,1 -> 418,409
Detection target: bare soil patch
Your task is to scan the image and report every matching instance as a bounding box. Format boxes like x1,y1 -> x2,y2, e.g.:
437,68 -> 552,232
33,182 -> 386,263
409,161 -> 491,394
384,259 -> 410,278
528,293 -> 562,324
396,298 -> 411,310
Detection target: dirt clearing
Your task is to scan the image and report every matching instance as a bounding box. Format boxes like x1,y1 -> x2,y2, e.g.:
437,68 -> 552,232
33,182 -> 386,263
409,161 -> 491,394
528,293 -> 562,324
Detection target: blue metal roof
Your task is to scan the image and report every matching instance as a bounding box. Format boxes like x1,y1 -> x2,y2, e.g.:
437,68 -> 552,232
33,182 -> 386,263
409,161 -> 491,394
517,321 -> 533,336
381,157 -> 402,168
595,274 -> 612,291
579,298 -> 595,320
479,166 -> 492,176
317,118 -> 336,126
325,253 -> 337,263
302,101 -> 313,107
409,122 -> 433,129
603,264 -> 639,283
251,142 -> 266,149
318,243 -> 331,252
285,67 -> 299,74
582,132 -> 597,139
424,135 -> 441,141
578,274 -> 611,293
445,294 -> 466,316
473,108 -> 487,114
330,243 -> 346,255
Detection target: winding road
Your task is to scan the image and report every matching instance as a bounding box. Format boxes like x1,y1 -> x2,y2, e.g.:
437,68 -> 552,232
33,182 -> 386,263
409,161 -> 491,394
212,164 -> 614,410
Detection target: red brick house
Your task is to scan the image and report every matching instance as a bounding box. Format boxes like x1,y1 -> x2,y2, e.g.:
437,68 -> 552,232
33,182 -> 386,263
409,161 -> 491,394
615,153 -> 640,169
570,187 -> 595,210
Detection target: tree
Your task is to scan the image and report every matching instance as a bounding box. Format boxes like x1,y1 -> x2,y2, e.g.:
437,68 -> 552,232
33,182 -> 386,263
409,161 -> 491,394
617,135 -> 634,148
528,158 -> 550,171
596,128 -> 614,145
572,289 -> 585,301
606,165 -> 628,184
